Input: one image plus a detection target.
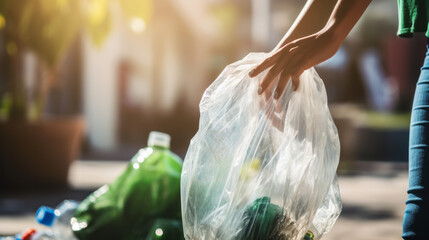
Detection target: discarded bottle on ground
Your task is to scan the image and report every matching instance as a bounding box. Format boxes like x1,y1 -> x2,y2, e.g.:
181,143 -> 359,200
35,200 -> 79,240
31,231 -> 55,240
144,219 -> 185,240
72,131 -> 183,240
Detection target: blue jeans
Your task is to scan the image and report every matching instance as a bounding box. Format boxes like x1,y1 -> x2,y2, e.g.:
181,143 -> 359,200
402,40 -> 429,240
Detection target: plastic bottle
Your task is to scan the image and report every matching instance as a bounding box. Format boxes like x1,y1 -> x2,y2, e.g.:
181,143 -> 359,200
35,200 -> 79,240
144,219 -> 185,240
14,228 -> 36,240
72,131 -> 183,240
30,231 -> 55,240
240,197 -> 284,240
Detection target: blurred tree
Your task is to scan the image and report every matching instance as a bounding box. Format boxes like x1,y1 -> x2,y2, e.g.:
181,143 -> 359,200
0,0 -> 152,120
120,0 -> 153,24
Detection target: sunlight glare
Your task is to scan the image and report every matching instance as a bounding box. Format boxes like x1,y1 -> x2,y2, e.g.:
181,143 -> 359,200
155,228 -> 163,237
130,17 -> 146,34
0,14 -> 5,30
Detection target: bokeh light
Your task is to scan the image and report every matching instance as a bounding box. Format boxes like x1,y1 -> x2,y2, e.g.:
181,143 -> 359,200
0,14 -> 5,30
130,17 -> 145,34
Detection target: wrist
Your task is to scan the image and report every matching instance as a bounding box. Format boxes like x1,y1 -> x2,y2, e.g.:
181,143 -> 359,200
318,20 -> 345,47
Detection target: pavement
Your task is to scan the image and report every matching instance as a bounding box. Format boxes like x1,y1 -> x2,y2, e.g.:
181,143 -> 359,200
0,160 -> 409,239
325,172 -> 407,240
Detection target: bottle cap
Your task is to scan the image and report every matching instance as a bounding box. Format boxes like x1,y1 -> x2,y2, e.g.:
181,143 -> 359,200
20,229 -> 36,240
148,131 -> 171,148
35,206 -> 56,226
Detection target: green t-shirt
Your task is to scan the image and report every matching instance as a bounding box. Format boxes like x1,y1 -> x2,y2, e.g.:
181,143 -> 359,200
397,0 -> 429,37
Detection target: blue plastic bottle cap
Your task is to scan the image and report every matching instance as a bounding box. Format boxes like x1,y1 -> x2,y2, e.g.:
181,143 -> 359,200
35,206 -> 56,226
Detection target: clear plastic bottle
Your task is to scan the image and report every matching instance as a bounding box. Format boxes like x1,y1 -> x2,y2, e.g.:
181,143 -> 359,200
35,200 -> 79,240
30,231 -> 55,240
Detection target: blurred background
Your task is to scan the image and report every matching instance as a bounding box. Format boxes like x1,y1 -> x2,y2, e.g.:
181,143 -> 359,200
0,0 -> 424,239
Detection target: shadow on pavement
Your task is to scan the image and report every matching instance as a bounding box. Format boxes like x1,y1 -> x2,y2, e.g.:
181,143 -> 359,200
0,187 -> 95,216
341,203 -> 396,220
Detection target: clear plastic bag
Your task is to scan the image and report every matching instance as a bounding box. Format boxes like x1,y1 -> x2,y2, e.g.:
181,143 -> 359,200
181,53 -> 342,240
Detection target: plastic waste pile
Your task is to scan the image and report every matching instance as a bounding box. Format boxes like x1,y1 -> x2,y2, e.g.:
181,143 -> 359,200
1,131 -> 184,240
0,200 -> 79,240
72,131 -> 184,240
36,200 -> 79,240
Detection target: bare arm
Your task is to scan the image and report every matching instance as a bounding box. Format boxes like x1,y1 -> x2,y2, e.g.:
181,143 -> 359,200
273,0 -> 338,51
250,0 -> 372,98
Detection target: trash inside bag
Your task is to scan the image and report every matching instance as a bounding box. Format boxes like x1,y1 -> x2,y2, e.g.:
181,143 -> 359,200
181,53 -> 342,240
72,132 -> 183,240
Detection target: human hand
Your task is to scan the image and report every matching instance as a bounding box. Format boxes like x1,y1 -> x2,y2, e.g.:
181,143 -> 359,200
249,28 -> 342,99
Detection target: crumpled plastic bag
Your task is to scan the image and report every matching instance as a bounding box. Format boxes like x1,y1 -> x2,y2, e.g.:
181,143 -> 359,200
180,53 -> 342,240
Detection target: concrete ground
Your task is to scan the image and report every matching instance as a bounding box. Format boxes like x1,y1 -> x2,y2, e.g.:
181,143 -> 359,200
325,172 -> 407,240
0,160 -> 408,239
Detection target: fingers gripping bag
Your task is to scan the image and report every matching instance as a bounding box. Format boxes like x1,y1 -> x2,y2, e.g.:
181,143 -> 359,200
181,53 -> 342,240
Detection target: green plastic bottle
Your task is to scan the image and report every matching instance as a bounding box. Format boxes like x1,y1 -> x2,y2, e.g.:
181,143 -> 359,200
239,197 -> 316,240
71,132 -> 183,240
144,219 -> 185,240
240,197 -> 283,240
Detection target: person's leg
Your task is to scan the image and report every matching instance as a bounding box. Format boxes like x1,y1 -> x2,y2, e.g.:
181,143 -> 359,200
403,40 -> 429,240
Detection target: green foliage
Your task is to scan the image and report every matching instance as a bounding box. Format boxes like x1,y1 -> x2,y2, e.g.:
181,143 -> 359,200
0,0 -> 153,66
85,0 -> 112,47
0,0 -> 152,120
0,0 -> 112,67
0,93 -> 12,120
21,0 -> 81,67
119,0 -> 153,21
